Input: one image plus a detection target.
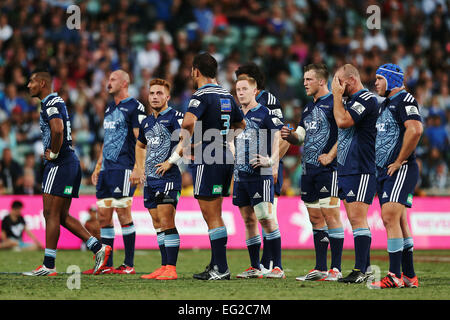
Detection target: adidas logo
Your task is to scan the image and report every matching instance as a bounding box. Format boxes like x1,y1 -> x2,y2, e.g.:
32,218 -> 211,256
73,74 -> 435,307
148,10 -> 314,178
114,187 -> 122,193
144,123 -> 149,128
382,192 -> 389,198
320,237 -> 329,243
253,192 -> 261,199
347,190 -> 355,197
320,186 -> 329,193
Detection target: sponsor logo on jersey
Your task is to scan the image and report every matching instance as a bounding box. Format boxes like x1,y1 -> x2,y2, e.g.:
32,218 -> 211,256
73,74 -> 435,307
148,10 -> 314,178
220,98 -> 231,112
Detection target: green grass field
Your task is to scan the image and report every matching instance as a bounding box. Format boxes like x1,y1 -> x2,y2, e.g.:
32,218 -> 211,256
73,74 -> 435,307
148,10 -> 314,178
1,249 -> 449,301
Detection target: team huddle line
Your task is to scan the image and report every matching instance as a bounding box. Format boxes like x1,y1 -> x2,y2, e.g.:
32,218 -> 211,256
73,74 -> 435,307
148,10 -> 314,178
23,53 -> 421,289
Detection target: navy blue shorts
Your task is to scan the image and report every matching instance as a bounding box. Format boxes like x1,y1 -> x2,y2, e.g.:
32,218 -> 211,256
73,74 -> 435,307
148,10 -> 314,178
232,177 -> 274,207
377,162 -> 418,208
42,160 -> 81,198
96,169 -> 136,199
300,169 -> 338,203
338,173 -> 376,204
190,163 -> 233,198
144,180 -> 181,209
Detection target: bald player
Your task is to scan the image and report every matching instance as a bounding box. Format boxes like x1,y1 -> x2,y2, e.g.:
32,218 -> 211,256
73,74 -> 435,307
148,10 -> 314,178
24,69 -> 110,276
332,64 -> 379,284
85,69 -> 146,274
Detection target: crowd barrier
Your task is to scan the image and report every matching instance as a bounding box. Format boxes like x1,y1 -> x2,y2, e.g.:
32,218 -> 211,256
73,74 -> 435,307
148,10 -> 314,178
1,195 -> 449,250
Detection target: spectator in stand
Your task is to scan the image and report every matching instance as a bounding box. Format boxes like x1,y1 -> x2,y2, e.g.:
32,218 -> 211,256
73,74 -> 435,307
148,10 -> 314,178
0,200 -> 43,251
425,114 -> 449,153
0,0 -> 447,196
0,83 -> 30,115
0,147 -> 23,194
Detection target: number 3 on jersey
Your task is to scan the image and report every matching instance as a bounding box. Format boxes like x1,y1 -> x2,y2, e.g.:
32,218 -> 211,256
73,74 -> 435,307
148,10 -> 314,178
221,114 -> 230,135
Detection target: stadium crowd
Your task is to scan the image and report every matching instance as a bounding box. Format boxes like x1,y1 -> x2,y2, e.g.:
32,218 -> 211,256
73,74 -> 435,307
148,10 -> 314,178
0,0 -> 448,196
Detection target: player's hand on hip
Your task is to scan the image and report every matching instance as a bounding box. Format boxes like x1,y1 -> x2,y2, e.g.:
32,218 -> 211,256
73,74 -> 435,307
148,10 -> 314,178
318,153 -> 332,166
250,154 -> 273,168
130,168 -> 145,185
387,160 -> 407,176
155,160 -> 172,176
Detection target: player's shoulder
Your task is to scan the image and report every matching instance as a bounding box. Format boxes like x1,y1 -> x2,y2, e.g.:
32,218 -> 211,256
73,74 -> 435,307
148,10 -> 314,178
42,93 -> 65,108
165,107 -> 184,119
41,93 -> 66,118
122,97 -> 145,112
391,90 -> 421,118
258,104 -> 283,126
352,89 -> 378,111
392,90 -> 418,107
257,90 -> 279,106
355,89 -> 377,104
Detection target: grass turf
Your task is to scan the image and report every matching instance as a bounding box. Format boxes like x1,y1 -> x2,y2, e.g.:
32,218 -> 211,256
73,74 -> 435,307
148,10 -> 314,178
0,249 -> 449,300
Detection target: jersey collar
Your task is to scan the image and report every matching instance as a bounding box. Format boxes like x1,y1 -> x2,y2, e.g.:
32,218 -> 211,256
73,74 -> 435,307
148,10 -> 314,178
118,97 -> 133,105
314,92 -> 332,103
159,106 -> 172,116
250,103 -> 261,112
389,89 -> 407,100
198,83 -> 220,90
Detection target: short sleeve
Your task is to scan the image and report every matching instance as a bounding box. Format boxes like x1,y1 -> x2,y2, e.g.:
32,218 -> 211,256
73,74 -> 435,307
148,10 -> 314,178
230,98 -> 244,124
137,124 -> 147,145
43,102 -> 63,121
267,101 -> 285,123
398,99 -> 422,123
173,111 -> 184,129
186,95 -> 206,119
131,100 -> 147,128
264,113 -> 284,131
347,97 -> 378,125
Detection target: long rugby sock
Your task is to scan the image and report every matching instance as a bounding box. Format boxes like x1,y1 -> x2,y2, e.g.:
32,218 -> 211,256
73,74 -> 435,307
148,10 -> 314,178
164,228 -> 180,266
246,235 -> 261,269
313,227 -> 329,271
366,235 -> 372,271
265,229 -> 282,269
121,222 -> 136,267
260,229 -> 271,269
157,231 -> 167,266
387,238 -> 403,278
402,237 -> 416,278
353,228 -> 371,273
328,227 -> 344,271
86,236 -> 102,254
43,248 -> 56,269
101,226 -> 115,267
208,226 -> 228,273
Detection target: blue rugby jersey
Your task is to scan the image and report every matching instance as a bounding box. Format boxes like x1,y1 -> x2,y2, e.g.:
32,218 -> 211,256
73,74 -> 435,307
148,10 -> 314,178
234,104 -> 284,182
137,107 -> 184,184
299,92 -> 337,175
40,92 -> 77,165
256,89 -> 284,123
187,83 -> 244,162
337,89 -> 379,176
102,97 -> 146,170
376,90 -> 422,172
